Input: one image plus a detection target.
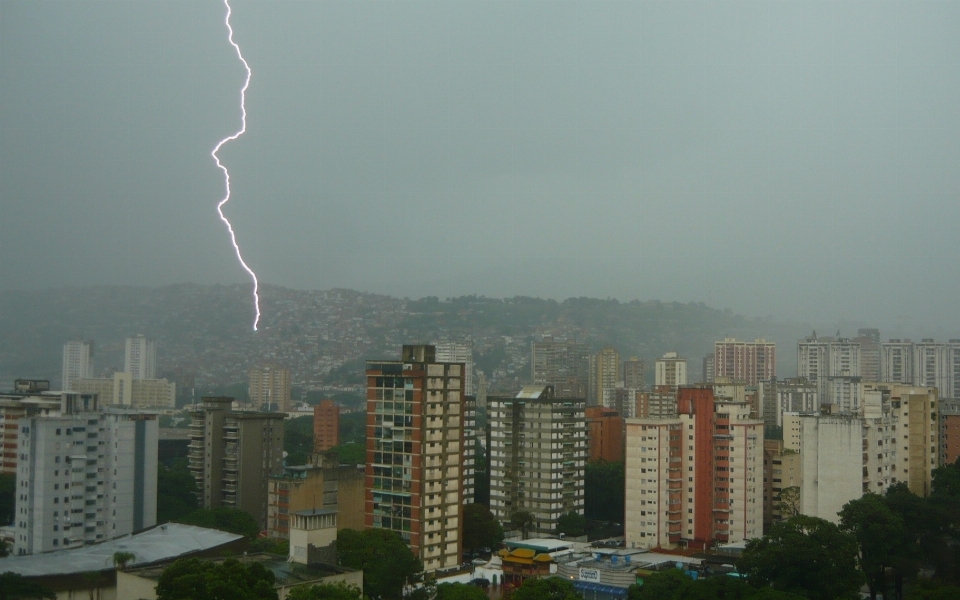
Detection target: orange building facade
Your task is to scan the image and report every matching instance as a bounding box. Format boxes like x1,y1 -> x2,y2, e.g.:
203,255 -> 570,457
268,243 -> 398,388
585,406 -> 624,462
313,399 -> 340,452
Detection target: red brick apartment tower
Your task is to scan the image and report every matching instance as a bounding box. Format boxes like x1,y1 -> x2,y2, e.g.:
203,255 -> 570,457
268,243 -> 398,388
313,400 -> 340,452
365,345 -> 465,573
714,339 -> 776,385
585,406 -> 624,462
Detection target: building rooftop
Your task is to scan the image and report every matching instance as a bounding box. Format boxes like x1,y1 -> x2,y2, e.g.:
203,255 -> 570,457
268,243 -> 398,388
504,538 -> 572,553
127,552 -> 354,586
0,524 -> 243,577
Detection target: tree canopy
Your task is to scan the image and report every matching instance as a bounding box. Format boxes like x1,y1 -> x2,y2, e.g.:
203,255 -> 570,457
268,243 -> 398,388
157,458 -> 199,524
629,570 -> 807,600
175,507 -> 260,539
555,511 -> 587,538
510,577 -> 580,600
739,515 -> 863,600
154,558 -> 277,600
286,581 -> 363,600
336,528 -> 423,600
510,510 -> 535,540
463,503 -> 503,552
0,572 -> 56,600
839,493 -> 910,600
434,582 -> 488,600
585,460 -> 625,523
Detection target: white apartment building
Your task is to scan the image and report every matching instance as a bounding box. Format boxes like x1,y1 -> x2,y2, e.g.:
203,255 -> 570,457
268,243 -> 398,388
797,334 -> 860,410
125,335 -> 156,380
625,386 -> 763,552
792,384 -> 938,524
13,393 -> 158,555
655,352 -> 687,389
0,383 -> 63,476
758,377 -> 818,430
62,340 -> 94,391
435,340 -> 475,396
488,386 -> 586,536
75,372 -> 176,409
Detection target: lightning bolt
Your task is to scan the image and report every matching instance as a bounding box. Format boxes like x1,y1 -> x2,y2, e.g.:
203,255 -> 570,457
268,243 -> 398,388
212,0 -> 260,331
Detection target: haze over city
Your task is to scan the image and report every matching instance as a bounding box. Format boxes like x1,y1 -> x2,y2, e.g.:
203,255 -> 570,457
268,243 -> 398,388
3,0 -> 960,332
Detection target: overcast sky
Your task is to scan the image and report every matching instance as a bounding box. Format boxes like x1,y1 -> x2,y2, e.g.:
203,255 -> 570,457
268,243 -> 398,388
2,0 -> 959,332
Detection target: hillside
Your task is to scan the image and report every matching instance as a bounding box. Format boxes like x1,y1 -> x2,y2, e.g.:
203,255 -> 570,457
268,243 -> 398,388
0,284 -> 812,392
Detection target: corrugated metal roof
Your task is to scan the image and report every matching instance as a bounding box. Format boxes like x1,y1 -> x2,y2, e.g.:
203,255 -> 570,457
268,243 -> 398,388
0,524 -> 242,577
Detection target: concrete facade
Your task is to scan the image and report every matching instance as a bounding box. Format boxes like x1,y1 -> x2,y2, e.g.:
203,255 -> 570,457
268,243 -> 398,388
365,345 -> 465,573
266,462 -> 365,539
124,335 -> 156,380
655,352 -> 687,389
13,393 -> 158,555
714,339 -> 775,386
248,364 -> 292,412
187,397 -> 285,529
585,406 -> 623,462
625,386 -> 763,551
62,340 -> 93,392
313,400 -> 339,452
489,386 -> 587,537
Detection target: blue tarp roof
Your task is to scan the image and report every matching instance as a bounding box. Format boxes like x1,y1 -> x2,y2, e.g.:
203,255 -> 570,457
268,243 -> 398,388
573,580 -> 629,598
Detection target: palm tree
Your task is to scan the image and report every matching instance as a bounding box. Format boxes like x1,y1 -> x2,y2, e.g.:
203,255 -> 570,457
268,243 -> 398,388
112,551 -> 136,570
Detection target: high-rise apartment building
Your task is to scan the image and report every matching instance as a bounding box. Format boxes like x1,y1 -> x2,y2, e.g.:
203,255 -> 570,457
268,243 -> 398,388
13,393 -> 158,555
635,387 -> 677,419
531,337 -> 590,399
188,397 -> 285,529
757,377 -> 818,430
62,340 -> 94,391
713,339 -> 775,386
0,381 -> 62,476
940,399 -> 960,466
365,345 -> 464,572
593,347 -> 621,407
855,328 -> 881,382
488,386 -> 586,536
881,340 -> 914,385
702,354 -> 715,384
622,357 -> 644,390
625,385 -> 763,551
313,400 -> 339,452
463,394 -> 477,504
435,340 -> 475,396
655,352 -> 687,389
797,334 -> 861,411
124,335 -> 156,380
248,364 -> 292,412
794,384 -> 939,523
879,339 -> 960,400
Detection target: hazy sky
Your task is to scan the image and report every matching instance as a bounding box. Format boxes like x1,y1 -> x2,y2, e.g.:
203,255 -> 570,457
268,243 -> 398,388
2,0 -> 959,331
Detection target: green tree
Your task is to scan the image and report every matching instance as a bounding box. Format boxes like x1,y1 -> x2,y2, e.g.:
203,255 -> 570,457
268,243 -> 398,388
510,577 -> 580,600
585,460 -> 625,522
776,486 -> 801,520
0,539 -> 9,558
155,557 -> 278,600
287,581 -> 363,600
462,503 -> 503,552
932,457 -> 960,498
839,493 -> 909,600
157,458 -> 199,524
328,443 -> 366,466
176,507 -> 260,538
673,575 -> 758,600
434,582 -> 487,600
510,510 -> 535,540
555,511 -> 587,538
285,416 -> 315,466
906,580 -> 960,600
112,551 -> 136,570
248,537 -> 290,556
629,569 -> 691,600
336,528 -> 423,600
739,515 -> 863,600
0,572 -> 56,600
